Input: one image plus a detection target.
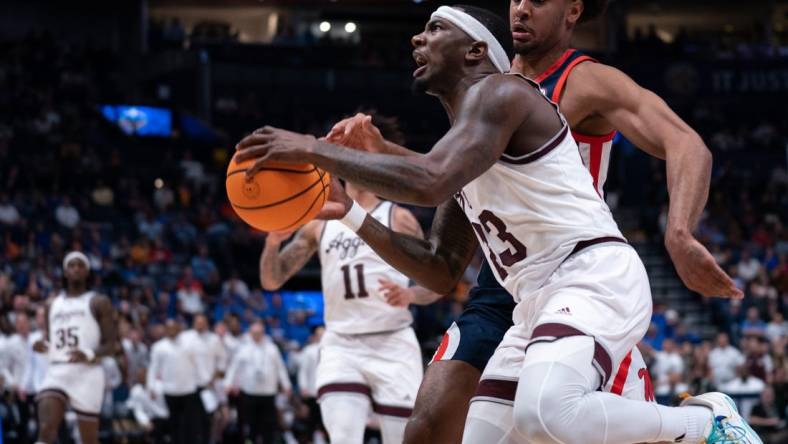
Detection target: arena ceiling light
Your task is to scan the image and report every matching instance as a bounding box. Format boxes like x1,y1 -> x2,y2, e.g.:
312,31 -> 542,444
345,22 -> 357,33
319,21 -> 331,32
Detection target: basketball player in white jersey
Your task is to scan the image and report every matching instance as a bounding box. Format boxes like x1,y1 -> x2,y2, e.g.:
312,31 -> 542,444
34,251 -> 117,444
236,5 -> 760,443
258,145 -> 425,443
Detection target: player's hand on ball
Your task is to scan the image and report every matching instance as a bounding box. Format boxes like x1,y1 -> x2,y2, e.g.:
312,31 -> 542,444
316,176 -> 352,221
235,126 -> 317,178
32,340 -> 48,353
379,279 -> 414,308
67,349 -> 90,363
665,230 -> 743,299
326,113 -> 388,153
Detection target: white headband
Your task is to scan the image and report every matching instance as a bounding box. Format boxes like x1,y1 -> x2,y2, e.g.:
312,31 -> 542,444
430,6 -> 511,73
63,251 -> 91,271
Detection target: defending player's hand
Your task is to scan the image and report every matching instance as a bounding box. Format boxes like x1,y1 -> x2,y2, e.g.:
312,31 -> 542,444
325,113 -> 387,153
379,278 -> 414,308
67,349 -> 91,363
235,126 -> 318,179
316,176 -> 352,221
665,230 -> 743,299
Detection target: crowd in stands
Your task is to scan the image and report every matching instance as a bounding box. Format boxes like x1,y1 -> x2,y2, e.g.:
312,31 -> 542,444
0,20 -> 787,443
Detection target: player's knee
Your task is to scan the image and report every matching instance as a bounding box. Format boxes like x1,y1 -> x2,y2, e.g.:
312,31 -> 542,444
512,367 -> 568,443
403,412 -> 437,444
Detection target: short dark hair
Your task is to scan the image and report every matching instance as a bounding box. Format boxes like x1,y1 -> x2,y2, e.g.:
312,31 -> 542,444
579,0 -> 609,23
453,5 -> 514,61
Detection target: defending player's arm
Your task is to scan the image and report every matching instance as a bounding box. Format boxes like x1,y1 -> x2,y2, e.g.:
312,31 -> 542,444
236,76 -> 529,207
259,220 -> 321,291
70,294 -> 117,363
571,62 -> 740,299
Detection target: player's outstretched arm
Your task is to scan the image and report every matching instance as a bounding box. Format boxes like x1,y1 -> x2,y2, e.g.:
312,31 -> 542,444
259,221 -> 321,291
236,76 -> 529,207
573,63 -> 741,299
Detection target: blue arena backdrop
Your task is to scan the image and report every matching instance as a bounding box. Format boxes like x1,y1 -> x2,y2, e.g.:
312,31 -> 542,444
100,104 -> 172,137
268,290 -> 325,345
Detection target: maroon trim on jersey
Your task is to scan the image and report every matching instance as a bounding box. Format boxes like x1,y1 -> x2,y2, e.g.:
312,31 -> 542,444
534,49 -> 576,84
526,323 -> 613,388
317,382 -> 413,417
474,378 -> 518,402
499,125 -> 569,165
569,236 -> 627,258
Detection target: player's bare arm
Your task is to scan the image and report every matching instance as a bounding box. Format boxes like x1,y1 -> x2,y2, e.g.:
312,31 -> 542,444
325,180 -> 478,294
382,205 -> 445,306
236,75 -> 531,207
569,62 -> 740,299
32,299 -> 52,353
259,220 -> 322,291
69,294 -> 117,363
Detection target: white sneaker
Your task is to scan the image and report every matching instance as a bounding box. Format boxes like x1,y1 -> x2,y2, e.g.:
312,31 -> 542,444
681,392 -> 763,443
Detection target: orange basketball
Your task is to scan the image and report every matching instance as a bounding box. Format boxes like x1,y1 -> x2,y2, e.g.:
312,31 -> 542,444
226,154 -> 330,232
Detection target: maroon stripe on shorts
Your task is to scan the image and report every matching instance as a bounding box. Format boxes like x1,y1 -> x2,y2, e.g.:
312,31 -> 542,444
372,403 -> 413,418
317,382 -> 371,399
72,408 -> 100,420
528,323 -> 614,388
36,388 -> 69,404
474,378 -> 518,402
318,383 -> 412,418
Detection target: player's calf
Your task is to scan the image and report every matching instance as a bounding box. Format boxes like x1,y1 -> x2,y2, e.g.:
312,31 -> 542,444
404,361 -> 480,444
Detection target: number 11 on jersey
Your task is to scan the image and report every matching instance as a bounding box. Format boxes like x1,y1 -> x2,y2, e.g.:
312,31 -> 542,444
341,263 -> 369,299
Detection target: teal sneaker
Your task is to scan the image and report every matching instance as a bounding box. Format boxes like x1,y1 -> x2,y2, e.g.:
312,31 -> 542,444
681,392 -> 763,443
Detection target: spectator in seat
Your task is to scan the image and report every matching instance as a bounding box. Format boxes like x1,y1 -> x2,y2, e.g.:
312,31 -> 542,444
709,332 -> 745,386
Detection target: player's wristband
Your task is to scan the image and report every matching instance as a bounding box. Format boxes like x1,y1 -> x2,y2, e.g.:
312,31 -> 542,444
340,201 -> 368,232
82,349 -> 96,362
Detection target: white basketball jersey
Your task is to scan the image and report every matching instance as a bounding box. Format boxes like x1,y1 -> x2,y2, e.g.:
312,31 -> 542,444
47,291 -> 101,363
318,201 -> 413,334
455,77 -> 624,301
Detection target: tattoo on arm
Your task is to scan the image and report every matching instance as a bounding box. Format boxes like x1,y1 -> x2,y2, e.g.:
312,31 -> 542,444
259,227 -> 319,290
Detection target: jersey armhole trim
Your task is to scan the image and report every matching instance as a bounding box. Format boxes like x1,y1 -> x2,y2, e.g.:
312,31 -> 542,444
573,130 -> 617,144
534,49 -> 576,84
550,55 -> 596,103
